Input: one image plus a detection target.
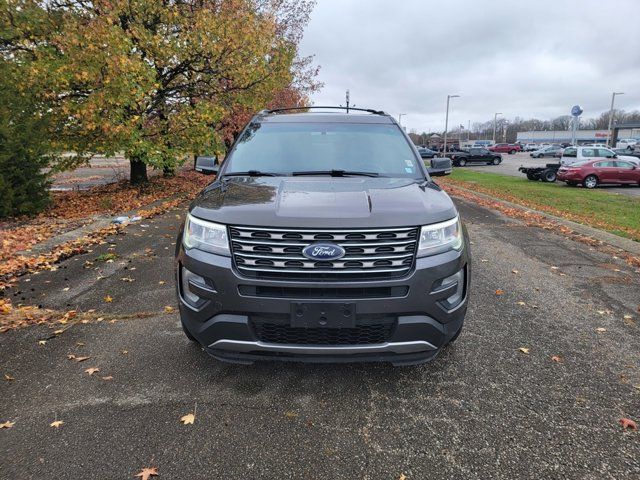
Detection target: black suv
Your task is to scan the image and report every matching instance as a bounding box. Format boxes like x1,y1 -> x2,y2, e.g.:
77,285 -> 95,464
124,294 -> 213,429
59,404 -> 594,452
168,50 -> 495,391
176,107 -> 471,366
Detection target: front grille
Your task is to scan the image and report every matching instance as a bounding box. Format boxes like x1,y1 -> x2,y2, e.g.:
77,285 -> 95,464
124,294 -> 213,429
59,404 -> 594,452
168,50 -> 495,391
252,321 -> 395,345
238,285 -> 409,299
229,225 -> 418,280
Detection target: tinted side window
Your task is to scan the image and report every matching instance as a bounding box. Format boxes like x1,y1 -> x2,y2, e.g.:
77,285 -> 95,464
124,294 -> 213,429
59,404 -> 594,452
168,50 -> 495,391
596,148 -> 614,158
615,161 -> 634,169
563,148 -> 577,157
594,161 -> 615,168
581,148 -> 595,157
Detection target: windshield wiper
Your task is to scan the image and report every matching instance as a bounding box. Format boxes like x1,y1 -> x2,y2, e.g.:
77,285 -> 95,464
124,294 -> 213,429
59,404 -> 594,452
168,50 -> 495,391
222,170 -> 278,177
292,169 -> 380,178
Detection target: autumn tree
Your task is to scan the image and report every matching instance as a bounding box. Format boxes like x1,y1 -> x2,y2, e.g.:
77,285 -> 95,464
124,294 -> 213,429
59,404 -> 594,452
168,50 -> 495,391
3,0 -> 317,184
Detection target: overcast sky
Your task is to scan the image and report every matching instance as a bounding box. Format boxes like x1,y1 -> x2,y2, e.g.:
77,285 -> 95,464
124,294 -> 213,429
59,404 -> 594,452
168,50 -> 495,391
299,0 -> 640,133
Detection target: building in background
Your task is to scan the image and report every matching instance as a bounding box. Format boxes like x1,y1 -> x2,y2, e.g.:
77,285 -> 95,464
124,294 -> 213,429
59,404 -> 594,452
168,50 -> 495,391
516,129 -> 608,145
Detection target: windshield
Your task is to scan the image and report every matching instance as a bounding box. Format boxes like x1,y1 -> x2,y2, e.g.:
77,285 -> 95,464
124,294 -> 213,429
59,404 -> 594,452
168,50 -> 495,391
224,121 -> 423,178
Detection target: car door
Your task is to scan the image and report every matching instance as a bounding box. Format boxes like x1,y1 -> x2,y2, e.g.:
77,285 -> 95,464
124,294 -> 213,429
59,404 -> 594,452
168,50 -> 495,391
580,147 -> 597,163
593,160 -> 618,183
614,160 -> 637,183
561,147 -> 577,165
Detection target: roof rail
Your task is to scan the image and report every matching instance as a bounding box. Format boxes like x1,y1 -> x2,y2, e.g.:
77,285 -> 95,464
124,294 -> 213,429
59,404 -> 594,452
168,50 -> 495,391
262,106 -> 388,115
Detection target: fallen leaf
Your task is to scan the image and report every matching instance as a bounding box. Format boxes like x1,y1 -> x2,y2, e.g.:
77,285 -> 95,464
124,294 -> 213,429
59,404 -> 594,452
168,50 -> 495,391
158,281 -> 166,285
164,306 -> 175,313
399,475 -> 408,480
619,418 -> 637,431
180,413 -> 195,425
101,376 -> 113,381
75,356 -> 90,362
519,347 -> 530,354
596,327 -> 607,333
120,277 -> 135,282
495,289 -> 504,295
0,421 -> 15,429
38,340 -> 47,345
104,295 -> 113,303
50,420 -> 64,428
551,266 -> 559,270
511,270 -> 519,274
76,342 -> 85,346
284,411 -> 299,418
62,287 -> 70,291
516,301 -> 526,306
84,367 -> 100,375
4,374 -> 15,381
53,329 -> 64,335
135,467 -> 159,480
551,355 -> 563,363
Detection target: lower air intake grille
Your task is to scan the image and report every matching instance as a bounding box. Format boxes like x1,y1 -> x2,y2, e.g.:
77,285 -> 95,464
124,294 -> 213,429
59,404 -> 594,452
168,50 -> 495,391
251,321 -> 395,345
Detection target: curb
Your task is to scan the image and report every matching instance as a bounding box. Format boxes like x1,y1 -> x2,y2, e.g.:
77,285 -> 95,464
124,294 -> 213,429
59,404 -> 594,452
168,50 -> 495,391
448,184 -> 640,256
19,193 -> 188,256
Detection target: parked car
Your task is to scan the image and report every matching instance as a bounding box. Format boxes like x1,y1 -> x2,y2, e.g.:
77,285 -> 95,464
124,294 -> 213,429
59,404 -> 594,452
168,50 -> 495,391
582,143 -> 609,149
522,143 -> 539,152
177,107 -> 470,365
448,148 -> 502,167
616,138 -> 638,150
560,146 -> 640,166
417,147 -> 438,159
557,159 -> 640,188
530,145 -> 563,158
472,140 -> 494,149
489,143 -> 521,154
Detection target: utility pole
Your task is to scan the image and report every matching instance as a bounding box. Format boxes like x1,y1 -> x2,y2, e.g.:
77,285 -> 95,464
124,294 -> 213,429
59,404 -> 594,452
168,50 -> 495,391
398,113 -> 406,126
345,89 -> 350,114
492,112 -> 502,143
467,120 -> 471,141
606,91 -> 624,146
443,94 -> 460,154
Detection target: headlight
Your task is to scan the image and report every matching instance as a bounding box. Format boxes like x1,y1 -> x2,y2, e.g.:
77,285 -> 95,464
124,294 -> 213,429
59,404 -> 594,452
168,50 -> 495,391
417,216 -> 463,257
183,214 -> 230,256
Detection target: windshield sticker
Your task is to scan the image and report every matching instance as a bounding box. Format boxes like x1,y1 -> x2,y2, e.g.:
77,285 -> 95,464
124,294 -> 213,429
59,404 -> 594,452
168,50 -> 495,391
404,159 -> 413,167
405,167 -> 413,173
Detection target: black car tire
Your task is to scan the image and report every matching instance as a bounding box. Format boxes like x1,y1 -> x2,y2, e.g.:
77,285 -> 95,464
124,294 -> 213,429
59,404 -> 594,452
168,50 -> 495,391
526,173 -> 538,181
458,159 -> 467,167
492,157 -> 500,165
509,149 -> 516,154
543,169 -> 557,182
181,318 -> 198,342
583,175 -> 598,189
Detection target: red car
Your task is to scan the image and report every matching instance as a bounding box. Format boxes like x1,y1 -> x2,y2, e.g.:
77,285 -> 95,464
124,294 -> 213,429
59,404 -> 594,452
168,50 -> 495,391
557,159 -> 640,188
489,143 -> 521,154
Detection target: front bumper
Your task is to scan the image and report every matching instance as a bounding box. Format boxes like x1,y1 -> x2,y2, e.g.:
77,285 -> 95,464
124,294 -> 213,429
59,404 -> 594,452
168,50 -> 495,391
175,236 -> 470,366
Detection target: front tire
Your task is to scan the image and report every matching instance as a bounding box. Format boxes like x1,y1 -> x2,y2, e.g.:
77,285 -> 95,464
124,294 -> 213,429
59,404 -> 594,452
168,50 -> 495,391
492,157 -> 501,165
509,149 -> 516,154
458,159 -> 467,167
583,175 -> 598,189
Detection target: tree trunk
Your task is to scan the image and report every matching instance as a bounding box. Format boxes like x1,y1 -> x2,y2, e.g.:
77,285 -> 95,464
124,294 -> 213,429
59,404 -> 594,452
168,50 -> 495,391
129,157 -> 148,185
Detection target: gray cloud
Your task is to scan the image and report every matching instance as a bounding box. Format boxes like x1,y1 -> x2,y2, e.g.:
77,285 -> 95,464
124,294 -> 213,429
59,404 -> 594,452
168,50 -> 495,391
299,0 -> 640,132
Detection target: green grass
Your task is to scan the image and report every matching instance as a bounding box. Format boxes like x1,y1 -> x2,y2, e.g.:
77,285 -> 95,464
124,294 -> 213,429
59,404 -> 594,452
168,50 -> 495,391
442,169 -> 640,240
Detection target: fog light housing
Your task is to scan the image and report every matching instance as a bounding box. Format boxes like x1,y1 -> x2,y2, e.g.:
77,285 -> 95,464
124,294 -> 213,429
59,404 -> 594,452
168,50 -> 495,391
181,266 -> 205,306
439,268 -> 465,309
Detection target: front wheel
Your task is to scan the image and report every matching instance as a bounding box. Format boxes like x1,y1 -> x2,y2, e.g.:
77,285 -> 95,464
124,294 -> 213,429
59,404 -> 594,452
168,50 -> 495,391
458,159 -> 467,167
492,157 -> 501,165
509,149 -> 516,154
526,173 -> 538,181
583,175 -> 598,189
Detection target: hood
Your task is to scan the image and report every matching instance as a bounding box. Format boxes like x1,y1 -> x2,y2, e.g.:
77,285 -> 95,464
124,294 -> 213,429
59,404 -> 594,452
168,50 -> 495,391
189,177 -> 457,228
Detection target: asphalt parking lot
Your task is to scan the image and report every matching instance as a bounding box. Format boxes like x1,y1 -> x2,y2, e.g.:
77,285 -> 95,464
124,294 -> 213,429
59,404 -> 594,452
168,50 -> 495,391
465,152 -> 640,197
1,198 -> 639,479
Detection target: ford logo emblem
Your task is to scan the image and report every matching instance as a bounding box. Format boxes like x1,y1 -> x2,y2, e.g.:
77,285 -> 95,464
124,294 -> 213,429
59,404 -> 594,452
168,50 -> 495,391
302,243 -> 346,261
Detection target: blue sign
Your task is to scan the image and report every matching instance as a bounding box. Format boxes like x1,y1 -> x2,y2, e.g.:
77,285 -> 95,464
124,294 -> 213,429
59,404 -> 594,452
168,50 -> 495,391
571,105 -> 583,117
302,243 -> 346,261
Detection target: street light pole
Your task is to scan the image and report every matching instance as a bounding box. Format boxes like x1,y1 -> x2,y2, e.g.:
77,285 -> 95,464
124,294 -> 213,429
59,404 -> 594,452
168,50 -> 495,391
398,113 -> 406,126
606,92 -> 624,146
492,112 -> 502,143
443,94 -> 459,154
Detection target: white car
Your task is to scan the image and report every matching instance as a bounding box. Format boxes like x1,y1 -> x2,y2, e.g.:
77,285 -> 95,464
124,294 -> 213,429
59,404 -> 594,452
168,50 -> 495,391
523,143 -> 538,151
560,146 -> 640,166
616,138 -> 638,150
582,143 -> 609,148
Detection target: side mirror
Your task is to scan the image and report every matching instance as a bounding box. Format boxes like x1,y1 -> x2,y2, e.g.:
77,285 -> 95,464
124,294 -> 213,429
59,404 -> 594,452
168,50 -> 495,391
195,156 -> 219,175
428,157 -> 453,177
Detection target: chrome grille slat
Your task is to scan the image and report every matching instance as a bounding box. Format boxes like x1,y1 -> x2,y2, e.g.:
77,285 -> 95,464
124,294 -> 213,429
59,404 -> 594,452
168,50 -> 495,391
229,225 -> 419,280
